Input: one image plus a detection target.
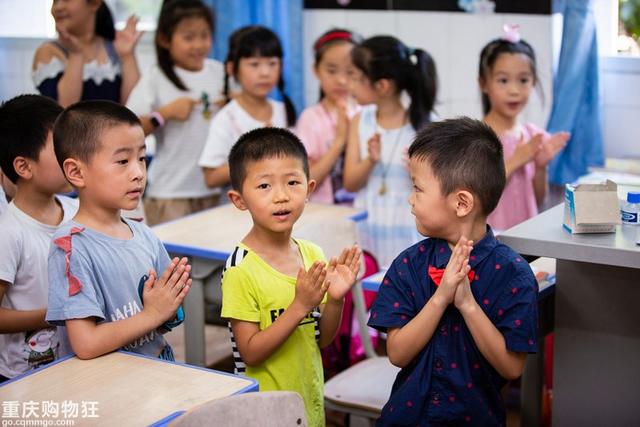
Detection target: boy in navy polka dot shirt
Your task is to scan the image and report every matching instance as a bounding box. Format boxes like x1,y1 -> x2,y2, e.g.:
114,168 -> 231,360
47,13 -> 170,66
368,117 -> 538,426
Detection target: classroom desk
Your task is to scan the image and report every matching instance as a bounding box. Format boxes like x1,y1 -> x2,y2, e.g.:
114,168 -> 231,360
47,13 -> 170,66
0,351 -> 257,426
498,203 -> 640,426
152,203 -> 366,366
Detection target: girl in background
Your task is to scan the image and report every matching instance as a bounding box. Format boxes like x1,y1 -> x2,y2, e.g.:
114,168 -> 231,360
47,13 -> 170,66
199,25 -> 296,191
32,0 -> 142,106
126,0 -> 224,225
479,25 -> 569,231
296,29 -> 360,205
344,35 -> 438,269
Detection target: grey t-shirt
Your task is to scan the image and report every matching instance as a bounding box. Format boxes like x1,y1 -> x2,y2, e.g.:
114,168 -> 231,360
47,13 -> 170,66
46,218 -> 174,360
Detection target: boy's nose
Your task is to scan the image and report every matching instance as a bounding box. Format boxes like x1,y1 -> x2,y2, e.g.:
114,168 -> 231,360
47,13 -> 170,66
131,162 -> 145,180
273,186 -> 290,202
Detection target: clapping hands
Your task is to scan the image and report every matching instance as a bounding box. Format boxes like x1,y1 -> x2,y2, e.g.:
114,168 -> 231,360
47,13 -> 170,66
534,131 -> 570,168
293,245 -> 362,313
326,245 -> 362,301
437,236 -> 473,306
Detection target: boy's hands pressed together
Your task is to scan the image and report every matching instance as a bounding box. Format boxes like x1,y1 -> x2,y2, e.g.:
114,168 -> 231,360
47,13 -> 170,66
292,261 -> 328,315
326,245 -> 362,301
435,236 -> 473,307
454,268 -> 477,314
142,257 -> 191,325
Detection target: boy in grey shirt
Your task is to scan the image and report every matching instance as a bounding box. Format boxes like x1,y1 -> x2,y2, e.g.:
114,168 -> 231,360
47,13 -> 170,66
46,100 -> 191,360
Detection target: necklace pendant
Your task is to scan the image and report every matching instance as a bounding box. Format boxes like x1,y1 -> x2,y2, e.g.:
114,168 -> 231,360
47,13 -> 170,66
202,110 -> 212,120
378,182 -> 387,196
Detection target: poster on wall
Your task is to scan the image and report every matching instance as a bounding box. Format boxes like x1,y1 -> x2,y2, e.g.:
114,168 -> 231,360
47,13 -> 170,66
304,0 -> 551,15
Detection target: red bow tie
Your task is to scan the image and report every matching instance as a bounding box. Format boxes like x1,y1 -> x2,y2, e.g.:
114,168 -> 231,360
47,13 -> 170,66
428,265 -> 475,287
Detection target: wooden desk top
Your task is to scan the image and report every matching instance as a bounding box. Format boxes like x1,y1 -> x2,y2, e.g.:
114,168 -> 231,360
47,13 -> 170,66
152,202 -> 365,261
0,351 -> 257,426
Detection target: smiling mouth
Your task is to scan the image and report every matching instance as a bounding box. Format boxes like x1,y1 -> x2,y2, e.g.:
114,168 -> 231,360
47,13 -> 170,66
273,209 -> 291,216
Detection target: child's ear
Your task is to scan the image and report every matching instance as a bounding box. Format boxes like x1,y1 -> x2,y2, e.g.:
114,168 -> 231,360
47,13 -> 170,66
306,179 -> 316,198
225,61 -> 234,78
157,33 -> 171,50
478,77 -> 488,94
453,189 -> 475,218
374,79 -> 390,95
63,159 -> 85,189
13,156 -> 33,181
88,0 -> 103,14
227,189 -> 247,211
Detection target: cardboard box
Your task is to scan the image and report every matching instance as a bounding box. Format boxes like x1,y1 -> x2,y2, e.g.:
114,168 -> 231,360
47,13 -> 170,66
563,180 -> 621,234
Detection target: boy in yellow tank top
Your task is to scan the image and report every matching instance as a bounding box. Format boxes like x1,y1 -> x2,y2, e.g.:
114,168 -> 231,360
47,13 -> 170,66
221,127 -> 361,427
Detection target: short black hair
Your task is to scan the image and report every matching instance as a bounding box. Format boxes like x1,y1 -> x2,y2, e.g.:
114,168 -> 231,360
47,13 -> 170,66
408,117 -> 506,215
228,127 -> 309,191
53,100 -> 141,168
0,94 -> 63,184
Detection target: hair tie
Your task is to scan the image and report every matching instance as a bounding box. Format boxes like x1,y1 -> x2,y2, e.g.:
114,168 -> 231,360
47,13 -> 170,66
405,47 -> 418,65
502,24 -> 521,43
313,31 -> 354,51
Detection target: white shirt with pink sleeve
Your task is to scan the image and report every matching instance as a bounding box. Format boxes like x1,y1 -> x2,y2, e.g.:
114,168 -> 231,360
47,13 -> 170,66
295,103 -> 358,204
488,123 -> 548,232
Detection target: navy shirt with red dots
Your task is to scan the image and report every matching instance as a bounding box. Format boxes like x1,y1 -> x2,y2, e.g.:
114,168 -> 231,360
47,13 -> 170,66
368,227 -> 538,427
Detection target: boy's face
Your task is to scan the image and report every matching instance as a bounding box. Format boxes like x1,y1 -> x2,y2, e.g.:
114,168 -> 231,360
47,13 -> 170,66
408,157 -> 457,238
77,124 -> 146,212
229,155 -> 315,235
32,132 -> 71,194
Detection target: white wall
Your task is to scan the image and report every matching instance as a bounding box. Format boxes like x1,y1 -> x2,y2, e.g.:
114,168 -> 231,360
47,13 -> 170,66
601,56 -> 640,159
303,9 -> 553,127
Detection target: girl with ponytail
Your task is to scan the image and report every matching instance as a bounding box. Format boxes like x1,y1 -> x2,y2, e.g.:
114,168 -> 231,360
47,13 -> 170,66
343,35 -> 438,268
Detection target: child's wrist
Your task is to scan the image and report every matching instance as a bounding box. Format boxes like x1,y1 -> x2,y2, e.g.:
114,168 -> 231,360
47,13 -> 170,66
156,106 -> 171,122
458,298 -> 479,316
289,299 -> 312,319
327,295 -> 345,306
118,52 -> 136,61
430,293 -> 449,310
140,307 -> 164,329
